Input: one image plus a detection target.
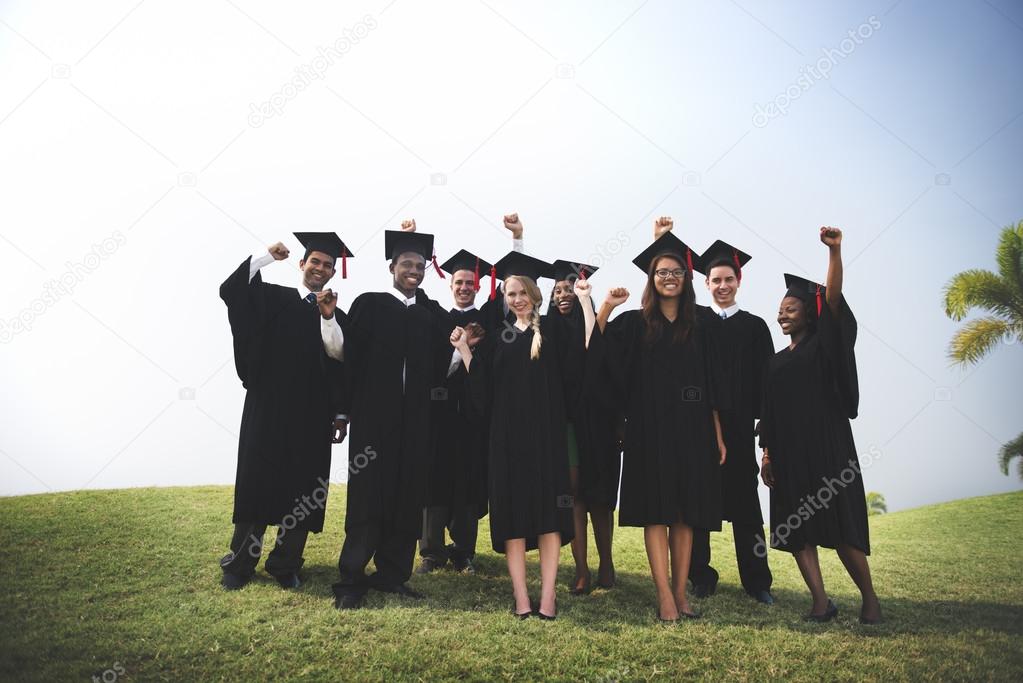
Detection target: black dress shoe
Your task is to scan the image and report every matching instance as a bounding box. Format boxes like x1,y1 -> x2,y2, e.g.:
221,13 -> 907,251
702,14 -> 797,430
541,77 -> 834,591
534,609 -> 556,621
374,583 -> 425,599
274,572 -> 301,589
692,582 -> 717,598
334,593 -> 363,610
512,604 -> 532,620
680,610 -> 701,620
804,599 -> 839,622
451,555 -> 475,575
750,589 -> 775,605
221,571 -> 251,590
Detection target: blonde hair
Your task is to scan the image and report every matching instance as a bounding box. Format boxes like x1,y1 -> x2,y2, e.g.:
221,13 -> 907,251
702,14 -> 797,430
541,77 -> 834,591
505,275 -> 544,360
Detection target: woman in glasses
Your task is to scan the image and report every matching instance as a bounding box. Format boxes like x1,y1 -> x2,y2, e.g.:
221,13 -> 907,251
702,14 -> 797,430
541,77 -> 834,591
585,221 -> 727,622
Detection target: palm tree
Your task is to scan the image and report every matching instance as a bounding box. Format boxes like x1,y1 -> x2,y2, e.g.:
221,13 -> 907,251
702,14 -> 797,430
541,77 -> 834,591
943,221 -> 1023,479
865,492 -> 887,516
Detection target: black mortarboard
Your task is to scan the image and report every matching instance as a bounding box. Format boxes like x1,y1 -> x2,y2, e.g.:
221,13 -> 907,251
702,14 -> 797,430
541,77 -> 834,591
551,259 -> 598,282
384,230 -> 434,261
632,232 -> 700,275
493,251 -> 553,283
440,249 -> 493,293
697,239 -> 752,280
293,232 -> 352,278
783,273 -> 826,317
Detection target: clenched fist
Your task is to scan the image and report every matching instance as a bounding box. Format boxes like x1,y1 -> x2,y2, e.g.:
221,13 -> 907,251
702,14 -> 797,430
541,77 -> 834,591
653,216 -> 673,240
503,213 -> 523,239
268,242 -> 290,261
316,289 -> 337,320
401,219 -> 417,232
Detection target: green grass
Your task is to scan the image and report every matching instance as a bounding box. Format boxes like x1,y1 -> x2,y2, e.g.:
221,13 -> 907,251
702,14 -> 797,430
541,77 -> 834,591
1,487 -> 1021,681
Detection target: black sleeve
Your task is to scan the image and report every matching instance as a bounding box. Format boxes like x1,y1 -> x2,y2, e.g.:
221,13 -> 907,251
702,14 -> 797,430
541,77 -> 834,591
700,321 -> 731,412
219,257 -> 267,388
750,317 -> 775,419
816,295 -> 859,419
337,294 -> 373,416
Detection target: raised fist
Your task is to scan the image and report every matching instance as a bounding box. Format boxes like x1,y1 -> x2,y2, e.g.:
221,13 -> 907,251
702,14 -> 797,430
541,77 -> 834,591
268,242 -> 290,261
653,216 -> 673,240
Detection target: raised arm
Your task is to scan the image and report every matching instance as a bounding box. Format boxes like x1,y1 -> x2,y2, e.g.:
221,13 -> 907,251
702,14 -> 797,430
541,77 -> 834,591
821,226 -> 843,315
597,288 -> 630,332
503,213 -> 524,252
574,278 -> 596,348
653,216 -> 673,240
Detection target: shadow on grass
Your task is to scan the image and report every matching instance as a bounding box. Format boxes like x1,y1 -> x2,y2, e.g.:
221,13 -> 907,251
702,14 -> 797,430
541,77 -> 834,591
281,560 -> 1023,636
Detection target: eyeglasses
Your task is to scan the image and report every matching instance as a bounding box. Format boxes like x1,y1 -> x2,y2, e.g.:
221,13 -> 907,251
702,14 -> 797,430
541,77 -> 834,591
655,269 -> 686,279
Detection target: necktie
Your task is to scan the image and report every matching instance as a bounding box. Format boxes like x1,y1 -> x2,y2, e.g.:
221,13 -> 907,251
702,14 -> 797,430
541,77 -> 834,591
305,292 -> 317,305
720,311 -> 727,320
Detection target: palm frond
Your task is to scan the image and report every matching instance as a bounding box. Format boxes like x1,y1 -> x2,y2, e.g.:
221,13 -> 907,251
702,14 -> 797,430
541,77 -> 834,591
948,317 -> 1011,366
994,221 -> 1023,297
942,269 -> 1021,322
998,431 -> 1023,478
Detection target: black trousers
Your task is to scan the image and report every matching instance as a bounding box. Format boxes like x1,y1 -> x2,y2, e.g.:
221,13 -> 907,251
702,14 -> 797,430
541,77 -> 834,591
220,522 -> 309,578
419,505 -> 479,563
690,523 -> 773,594
333,522 -> 417,598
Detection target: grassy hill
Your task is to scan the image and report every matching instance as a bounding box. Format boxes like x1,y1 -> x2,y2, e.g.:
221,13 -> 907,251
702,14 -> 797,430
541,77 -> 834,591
1,487 -> 1020,681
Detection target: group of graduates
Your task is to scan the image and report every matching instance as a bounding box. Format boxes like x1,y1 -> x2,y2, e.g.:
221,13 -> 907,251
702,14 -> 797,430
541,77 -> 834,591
217,212 -> 882,625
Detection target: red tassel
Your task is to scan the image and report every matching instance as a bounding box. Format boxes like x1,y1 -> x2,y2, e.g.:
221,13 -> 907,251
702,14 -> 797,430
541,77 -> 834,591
489,265 -> 497,301
733,249 -> 741,283
474,257 -> 481,292
815,284 -> 822,316
686,247 -> 693,274
431,248 -> 444,278
579,265 -> 587,280
341,250 -> 348,279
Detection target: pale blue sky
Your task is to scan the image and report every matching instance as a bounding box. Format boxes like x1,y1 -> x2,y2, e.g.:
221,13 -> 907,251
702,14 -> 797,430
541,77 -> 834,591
1,0 -> 1021,515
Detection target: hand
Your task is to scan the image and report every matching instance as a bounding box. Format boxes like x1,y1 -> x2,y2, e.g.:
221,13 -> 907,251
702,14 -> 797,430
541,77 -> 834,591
464,322 -> 486,348
332,418 -> 348,444
503,213 -> 523,239
604,287 -> 629,307
573,278 -> 592,300
653,216 -> 673,239
761,450 -> 774,487
401,219 -> 416,232
718,439 -> 727,465
450,326 -> 469,350
820,226 -> 842,248
316,289 -> 337,319
268,242 -> 290,261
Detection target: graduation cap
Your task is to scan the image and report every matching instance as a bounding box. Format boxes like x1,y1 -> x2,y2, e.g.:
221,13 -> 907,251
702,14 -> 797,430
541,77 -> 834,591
783,273 -> 826,317
632,232 -> 700,276
697,239 -> 751,281
293,232 -> 353,278
551,259 -> 598,282
384,230 -> 444,278
492,251 -> 553,301
440,249 -> 493,293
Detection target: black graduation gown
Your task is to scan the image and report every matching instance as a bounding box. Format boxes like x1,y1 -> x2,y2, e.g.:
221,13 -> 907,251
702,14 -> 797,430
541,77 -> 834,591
759,296 -> 870,554
697,306 -> 773,525
467,315 -> 576,553
549,300 -> 623,509
589,310 -> 726,529
219,257 -> 344,533
424,307 -> 489,517
337,291 -> 452,536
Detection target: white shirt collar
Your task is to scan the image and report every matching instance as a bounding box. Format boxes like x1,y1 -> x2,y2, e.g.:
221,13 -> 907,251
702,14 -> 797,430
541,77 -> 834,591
452,303 -> 477,312
710,302 -> 740,318
298,282 -> 313,300
390,288 -> 416,306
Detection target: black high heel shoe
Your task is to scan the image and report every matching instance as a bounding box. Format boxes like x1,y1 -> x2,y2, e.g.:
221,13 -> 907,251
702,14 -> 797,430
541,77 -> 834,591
804,599 -> 838,622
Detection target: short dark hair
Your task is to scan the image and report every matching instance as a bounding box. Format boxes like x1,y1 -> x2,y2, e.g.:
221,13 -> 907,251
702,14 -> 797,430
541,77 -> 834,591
703,257 -> 738,278
302,248 -> 335,267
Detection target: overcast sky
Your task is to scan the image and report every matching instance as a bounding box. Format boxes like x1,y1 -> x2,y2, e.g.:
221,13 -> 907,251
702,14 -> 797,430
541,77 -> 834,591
1,0 -> 1021,515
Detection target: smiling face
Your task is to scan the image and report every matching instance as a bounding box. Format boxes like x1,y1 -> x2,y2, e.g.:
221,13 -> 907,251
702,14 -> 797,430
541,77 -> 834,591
653,256 -> 685,298
504,276 -> 537,318
390,251 -> 426,294
706,264 -> 739,308
299,251 -> 336,292
777,295 -> 809,337
450,269 -> 477,307
552,279 -> 577,315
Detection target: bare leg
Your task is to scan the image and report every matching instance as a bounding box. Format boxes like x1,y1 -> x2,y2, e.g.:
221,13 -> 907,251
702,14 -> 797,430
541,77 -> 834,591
644,525 -> 678,620
669,523 -> 694,615
505,539 -> 530,615
568,467 -> 590,592
591,505 -> 615,587
793,544 -> 829,614
836,543 -> 881,621
538,532 -> 561,616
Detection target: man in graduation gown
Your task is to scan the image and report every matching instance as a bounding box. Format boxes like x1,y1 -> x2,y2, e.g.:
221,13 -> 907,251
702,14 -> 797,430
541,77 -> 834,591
688,238 -> 775,604
218,233 -> 349,590
416,250 -> 492,575
331,225 -> 462,609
